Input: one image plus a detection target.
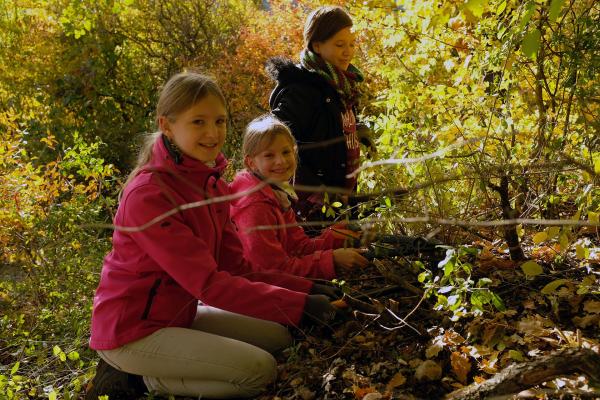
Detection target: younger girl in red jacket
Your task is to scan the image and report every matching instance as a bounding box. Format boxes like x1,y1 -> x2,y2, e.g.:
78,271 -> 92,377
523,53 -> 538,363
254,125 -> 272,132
230,114 -> 368,281
86,72 -> 338,399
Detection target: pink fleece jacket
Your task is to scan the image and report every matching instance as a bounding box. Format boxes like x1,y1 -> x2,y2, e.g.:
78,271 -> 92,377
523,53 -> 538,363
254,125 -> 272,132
230,170 -> 345,280
90,139 -> 311,350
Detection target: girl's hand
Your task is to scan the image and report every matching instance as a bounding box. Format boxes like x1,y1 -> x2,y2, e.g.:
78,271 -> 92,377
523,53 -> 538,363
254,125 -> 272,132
333,248 -> 369,270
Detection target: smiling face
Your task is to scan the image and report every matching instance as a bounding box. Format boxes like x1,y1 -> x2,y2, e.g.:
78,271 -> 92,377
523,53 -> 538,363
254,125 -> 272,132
159,94 -> 227,164
312,26 -> 356,71
246,134 -> 297,183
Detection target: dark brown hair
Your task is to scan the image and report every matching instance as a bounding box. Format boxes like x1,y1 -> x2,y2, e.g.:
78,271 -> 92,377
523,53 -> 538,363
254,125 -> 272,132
303,6 -> 353,52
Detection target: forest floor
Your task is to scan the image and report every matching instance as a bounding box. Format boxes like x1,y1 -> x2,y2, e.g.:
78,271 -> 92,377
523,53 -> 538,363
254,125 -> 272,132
255,233 -> 600,400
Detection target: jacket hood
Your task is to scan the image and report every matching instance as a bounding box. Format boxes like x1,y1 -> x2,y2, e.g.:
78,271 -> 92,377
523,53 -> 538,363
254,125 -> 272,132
265,56 -> 329,87
143,135 -> 228,177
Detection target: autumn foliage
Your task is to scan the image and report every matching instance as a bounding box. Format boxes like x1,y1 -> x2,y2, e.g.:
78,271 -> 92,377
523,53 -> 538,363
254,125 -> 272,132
0,0 -> 598,398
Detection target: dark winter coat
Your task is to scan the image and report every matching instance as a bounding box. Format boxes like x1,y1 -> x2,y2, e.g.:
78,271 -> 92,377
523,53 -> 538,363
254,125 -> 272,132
266,57 -> 351,191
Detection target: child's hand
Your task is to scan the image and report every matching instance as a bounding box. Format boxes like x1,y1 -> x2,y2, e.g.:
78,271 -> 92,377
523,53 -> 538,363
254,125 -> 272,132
333,248 -> 369,270
310,283 -> 343,299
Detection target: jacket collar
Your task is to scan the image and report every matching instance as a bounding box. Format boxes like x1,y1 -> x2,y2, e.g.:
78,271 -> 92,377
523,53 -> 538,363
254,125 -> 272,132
230,170 -> 281,208
144,135 -> 228,177
266,56 -> 331,88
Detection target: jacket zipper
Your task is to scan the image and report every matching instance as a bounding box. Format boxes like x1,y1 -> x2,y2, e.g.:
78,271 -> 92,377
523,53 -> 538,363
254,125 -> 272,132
141,278 -> 162,320
205,176 -> 220,263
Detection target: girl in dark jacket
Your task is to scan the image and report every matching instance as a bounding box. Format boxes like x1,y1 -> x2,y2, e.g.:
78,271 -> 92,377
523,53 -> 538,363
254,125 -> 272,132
266,5 -> 371,222
86,71 -> 339,399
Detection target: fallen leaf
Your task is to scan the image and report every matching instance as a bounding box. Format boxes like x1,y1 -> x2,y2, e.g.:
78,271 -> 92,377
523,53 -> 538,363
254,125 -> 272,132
415,360 -> 442,381
362,393 -> 383,400
520,260 -> 543,277
583,300 -> 600,314
451,351 -> 471,384
353,386 -> 377,399
386,371 -> 407,390
573,314 -> 600,328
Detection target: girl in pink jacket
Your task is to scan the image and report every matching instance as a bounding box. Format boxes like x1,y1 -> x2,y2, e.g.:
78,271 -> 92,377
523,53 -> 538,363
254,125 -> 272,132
87,72 -> 339,399
230,114 -> 368,281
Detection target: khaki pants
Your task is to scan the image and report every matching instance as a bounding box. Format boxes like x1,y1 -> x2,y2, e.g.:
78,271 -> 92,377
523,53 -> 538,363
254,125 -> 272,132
99,304 -> 292,399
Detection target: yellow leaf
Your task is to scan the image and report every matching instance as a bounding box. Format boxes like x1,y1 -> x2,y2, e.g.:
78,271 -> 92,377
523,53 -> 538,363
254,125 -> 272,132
541,279 -> 569,295
558,233 -> 570,251
588,211 -> 599,224
575,245 -> 588,259
532,231 -> 548,244
520,260 -> 543,277
547,226 -> 561,239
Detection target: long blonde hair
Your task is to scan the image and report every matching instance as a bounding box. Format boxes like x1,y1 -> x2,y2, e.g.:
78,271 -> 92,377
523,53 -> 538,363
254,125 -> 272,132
242,114 -> 297,170
122,71 -> 226,194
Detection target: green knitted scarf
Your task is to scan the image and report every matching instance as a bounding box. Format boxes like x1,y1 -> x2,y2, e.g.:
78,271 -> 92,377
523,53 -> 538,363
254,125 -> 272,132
300,49 -> 364,109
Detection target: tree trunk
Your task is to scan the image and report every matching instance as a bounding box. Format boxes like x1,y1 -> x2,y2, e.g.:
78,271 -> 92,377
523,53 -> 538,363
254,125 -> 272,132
445,348 -> 600,400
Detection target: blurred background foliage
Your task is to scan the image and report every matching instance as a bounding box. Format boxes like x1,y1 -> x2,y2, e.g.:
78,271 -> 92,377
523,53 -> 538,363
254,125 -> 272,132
0,0 -> 598,397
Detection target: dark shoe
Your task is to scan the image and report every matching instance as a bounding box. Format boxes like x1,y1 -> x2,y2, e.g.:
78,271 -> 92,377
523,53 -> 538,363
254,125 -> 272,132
85,359 -> 147,400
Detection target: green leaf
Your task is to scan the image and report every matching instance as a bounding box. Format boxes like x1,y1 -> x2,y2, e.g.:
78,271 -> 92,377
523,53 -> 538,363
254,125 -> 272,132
465,0 -> 488,17
10,362 -> 19,375
496,0 -> 507,15
576,245 -> 589,259
588,211 -> 599,224
522,29 -> 541,59
521,260 -> 543,277
49,391 -> 57,400
509,349 -> 524,361
52,345 -> 62,356
548,0 -> 565,22
491,293 -> 506,311
532,231 -> 547,244
331,201 -> 342,208
518,2 -> 536,30
541,279 -> 569,295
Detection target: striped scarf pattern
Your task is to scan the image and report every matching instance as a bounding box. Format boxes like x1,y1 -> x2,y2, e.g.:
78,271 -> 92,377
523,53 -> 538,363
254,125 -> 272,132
299,49 -> 364,109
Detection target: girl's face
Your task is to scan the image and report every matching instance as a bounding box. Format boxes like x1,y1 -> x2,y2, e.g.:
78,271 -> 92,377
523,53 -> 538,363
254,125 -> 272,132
246,134 -> 297,183
160,94 -> 227,164
313,26 -> 356,71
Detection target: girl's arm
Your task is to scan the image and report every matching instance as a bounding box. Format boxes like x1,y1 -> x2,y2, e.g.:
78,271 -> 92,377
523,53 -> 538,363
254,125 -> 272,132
218,217 -> 314,293
122,184 -> 307,325
233,202 -> 336,280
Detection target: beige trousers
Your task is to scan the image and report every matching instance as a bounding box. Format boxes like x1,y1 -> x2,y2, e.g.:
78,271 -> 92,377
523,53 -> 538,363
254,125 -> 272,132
98,304 -> 292,399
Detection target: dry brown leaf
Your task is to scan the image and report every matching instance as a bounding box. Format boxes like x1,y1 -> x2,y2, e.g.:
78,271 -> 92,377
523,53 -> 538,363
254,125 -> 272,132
479,351 -> 499,374
425,336 -> 444,359
415,360 -> 442,381
516,315 -> 553,336
573,314 -> 600,329
583,300 -> 600,314
386,372 -> 407,390
353,386 -> 378,400
451,351 -> 472,384
443,330 -> 466,346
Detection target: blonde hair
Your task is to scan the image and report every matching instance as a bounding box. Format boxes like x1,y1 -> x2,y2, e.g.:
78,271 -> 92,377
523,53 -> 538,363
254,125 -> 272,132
121,71 -> 226,194
243,114 -> 297,169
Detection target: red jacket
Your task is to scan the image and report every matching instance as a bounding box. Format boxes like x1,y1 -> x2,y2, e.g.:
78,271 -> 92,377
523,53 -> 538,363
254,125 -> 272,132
230,170 -> 345,280
90,139 -> 311,350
